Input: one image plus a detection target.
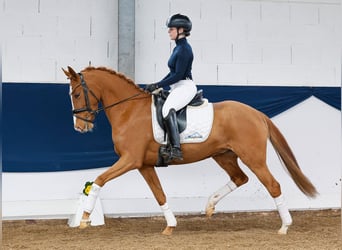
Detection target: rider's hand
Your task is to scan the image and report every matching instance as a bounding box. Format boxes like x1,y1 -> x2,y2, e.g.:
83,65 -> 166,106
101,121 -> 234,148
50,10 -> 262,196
145,83 -> 159,93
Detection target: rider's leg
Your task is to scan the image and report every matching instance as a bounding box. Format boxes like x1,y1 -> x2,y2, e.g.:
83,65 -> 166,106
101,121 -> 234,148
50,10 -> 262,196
162,80 -> 197,117
162,80 -> 196,160
163,108 -> 182,160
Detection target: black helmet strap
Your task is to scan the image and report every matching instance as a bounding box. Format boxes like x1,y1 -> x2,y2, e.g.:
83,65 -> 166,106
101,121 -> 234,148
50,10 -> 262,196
176,27 -> 186,40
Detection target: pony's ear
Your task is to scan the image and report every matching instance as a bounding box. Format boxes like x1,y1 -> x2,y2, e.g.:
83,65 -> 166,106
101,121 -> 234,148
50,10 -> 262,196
62,67 -> 71,79
62,66 -> 79,81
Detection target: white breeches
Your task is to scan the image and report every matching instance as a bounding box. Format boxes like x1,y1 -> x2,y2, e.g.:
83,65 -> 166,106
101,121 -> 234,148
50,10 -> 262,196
162,80 -> 197,118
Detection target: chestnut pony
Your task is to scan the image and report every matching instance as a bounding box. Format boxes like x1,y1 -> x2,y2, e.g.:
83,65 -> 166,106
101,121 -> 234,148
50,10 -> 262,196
63,66 -> 317,235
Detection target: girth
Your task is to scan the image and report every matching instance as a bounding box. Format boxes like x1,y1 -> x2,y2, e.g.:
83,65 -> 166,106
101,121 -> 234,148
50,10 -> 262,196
153,89 -> 204,133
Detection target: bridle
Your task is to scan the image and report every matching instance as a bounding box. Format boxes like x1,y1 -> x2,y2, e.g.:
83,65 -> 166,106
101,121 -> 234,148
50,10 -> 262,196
71,72 -> 142,123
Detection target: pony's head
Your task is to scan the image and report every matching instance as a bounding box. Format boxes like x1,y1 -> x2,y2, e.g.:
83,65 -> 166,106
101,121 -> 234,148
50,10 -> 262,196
62,66 -> 100,133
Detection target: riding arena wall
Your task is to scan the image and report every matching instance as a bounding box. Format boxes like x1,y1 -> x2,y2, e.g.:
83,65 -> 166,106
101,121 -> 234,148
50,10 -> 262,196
2,0 -> 341,219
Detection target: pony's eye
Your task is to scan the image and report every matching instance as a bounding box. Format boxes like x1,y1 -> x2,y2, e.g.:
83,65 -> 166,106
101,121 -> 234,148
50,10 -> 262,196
74,93 -> 81,99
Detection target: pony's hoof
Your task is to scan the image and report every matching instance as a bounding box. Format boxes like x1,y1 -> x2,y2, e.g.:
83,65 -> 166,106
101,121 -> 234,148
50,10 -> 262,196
205,205 -> 215,218
277,224 -> 290,235
162,226 -> 175,236
79,219 -> 91,229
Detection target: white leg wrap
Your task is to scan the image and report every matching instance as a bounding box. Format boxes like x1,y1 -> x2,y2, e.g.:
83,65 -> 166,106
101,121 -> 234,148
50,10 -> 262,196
274,194 -> 292,226
84,183 -> 101,214
274,194 -> 292,234
161,203 -> 177,227
208,180 -> 237,206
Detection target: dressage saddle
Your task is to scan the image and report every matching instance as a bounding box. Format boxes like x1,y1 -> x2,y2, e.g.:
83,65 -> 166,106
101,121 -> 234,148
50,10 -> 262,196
153,89 -> 204,134
153,89 -> 204,167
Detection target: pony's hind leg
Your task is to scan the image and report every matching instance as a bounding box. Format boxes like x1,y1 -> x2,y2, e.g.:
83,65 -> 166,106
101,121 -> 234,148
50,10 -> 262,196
207,151 -> 249,217
242,158 -> 292,234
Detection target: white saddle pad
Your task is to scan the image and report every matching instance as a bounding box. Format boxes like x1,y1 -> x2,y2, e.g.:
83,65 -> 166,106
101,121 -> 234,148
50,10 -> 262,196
151,98 -> 214,144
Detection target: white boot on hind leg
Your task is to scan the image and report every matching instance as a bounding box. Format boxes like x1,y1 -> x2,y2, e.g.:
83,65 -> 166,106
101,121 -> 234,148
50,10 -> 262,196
274,194 -> 292,235
206,180 -> 237,217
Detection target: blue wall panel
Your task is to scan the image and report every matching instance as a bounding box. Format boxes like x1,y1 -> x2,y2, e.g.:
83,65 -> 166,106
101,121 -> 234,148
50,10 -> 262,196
3,83 -> 340,172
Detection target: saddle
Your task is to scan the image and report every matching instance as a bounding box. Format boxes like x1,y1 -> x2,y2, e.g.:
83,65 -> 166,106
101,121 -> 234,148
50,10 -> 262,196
153,89 -> 205,133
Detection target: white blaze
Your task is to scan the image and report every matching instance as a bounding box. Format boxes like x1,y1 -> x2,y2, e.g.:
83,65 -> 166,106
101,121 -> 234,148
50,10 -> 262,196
69,86 -> 76,126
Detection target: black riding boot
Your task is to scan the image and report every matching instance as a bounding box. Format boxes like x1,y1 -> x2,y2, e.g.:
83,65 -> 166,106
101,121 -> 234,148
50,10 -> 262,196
163,109 -> 183,161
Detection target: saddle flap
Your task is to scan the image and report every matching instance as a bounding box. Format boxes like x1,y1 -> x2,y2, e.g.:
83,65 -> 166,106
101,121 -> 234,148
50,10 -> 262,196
153,92 -> 186,133
151,97 -> 214,145
153,89 -> 205,133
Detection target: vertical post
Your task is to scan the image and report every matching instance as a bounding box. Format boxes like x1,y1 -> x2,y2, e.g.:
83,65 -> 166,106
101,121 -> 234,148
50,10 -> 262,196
118,0 -> 135,79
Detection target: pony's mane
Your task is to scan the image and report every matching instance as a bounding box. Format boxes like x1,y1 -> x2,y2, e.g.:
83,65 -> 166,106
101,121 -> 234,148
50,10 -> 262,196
81,66 -> 145,92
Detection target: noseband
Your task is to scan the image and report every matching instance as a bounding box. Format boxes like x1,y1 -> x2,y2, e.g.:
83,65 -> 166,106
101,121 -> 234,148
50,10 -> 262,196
71,72 -> 141,123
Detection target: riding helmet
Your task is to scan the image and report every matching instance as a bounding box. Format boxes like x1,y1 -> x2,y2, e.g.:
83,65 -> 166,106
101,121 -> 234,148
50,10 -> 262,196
166,14 -> 192,35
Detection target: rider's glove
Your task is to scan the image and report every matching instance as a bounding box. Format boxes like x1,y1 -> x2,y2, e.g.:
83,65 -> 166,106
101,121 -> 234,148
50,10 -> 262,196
145,83 -> 159,93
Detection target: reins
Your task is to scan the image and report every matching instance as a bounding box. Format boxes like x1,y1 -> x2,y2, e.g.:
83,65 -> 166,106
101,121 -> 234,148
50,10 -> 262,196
95,92 -> 142,114
71,72 -> 144,122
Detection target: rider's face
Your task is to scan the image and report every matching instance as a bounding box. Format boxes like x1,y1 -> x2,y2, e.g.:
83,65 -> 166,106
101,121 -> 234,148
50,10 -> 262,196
168,27 -> 184,40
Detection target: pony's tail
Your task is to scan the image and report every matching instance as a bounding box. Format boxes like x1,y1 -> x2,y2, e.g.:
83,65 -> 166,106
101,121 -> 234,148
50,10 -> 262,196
266,116 -> 318,198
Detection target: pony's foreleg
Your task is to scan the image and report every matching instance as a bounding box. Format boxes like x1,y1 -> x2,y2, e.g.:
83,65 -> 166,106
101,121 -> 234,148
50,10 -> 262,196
274,194 -> 292,234
138,166 -> 176,236
80,156 -> 140,228
80,183 -> 101,229
160,203 -> 177,234
205,180 -> 237,217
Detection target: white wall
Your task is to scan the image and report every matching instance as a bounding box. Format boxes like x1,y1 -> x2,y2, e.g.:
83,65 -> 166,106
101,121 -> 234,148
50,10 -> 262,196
1,0 -> 340,85
0,0 -> 118,83
1,0 -> 341,219
135,0 -> 341,86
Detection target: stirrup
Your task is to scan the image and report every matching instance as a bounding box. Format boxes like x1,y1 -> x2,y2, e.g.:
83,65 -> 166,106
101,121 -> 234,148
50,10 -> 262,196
170,147 -> 183,160
157,145 -> 170,167
159,145 -> 183,163
160,145 -> 170,158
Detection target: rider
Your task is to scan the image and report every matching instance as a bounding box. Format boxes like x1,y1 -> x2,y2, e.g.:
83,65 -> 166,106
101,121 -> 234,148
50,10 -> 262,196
145,14 -> 197,161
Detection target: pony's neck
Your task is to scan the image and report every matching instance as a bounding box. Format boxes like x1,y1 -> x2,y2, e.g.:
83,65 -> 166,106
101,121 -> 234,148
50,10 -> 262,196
84,67 -> 147,107
101,72 -> 144,104
83,68 -> 150,130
